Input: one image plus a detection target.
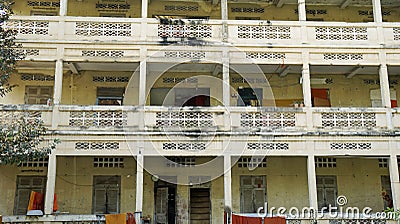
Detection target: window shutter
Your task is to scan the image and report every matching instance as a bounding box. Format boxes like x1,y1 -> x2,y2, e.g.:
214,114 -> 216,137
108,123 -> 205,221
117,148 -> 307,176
107,189 -> 119,214
253,188 -> 266,213
94,189 -> 106,214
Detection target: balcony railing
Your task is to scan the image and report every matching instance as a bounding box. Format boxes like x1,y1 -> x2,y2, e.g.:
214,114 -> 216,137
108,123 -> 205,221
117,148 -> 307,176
0,105 -> 394,133
7,16 -> 400,47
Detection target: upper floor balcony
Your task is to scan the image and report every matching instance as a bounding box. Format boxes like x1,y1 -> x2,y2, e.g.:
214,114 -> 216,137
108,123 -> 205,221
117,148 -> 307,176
4,0 -> 400,50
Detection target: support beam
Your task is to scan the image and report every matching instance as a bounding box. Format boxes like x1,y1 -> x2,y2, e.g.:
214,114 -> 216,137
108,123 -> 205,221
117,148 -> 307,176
307,154 -> 318,210
389,153 -> 400,209
302,63 -> 312,108
276,0 -> 285,8
372,0 -> 383,23
135,153 -> 144,223
67,62 -> 79,75
53,59 -> 63,105
345,66 -> 364,79
44,151 -> 57,215
221,0 -> 228,20
138,60 -> 147,106
297,0 -> 306,21
279,65 -> 290,77
224,155 -> 232,209
340,0 -> 351,9
141,0 -> 148,18
59,0 -> 68,16
222,52 -> 230,107
379,64 -> 391,108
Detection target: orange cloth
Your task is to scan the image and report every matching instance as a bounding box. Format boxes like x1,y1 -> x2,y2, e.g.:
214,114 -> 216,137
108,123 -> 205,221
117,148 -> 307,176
53,194 -> 58,212
105,213 -> 126,224
27,191 -> 44,211
232,214 -> 262,224
126,213 -> 136,224
265,217 -> 286,224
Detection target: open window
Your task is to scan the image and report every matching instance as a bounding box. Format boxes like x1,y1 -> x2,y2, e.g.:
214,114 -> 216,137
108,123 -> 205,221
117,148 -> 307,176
92,176 -> 120,214
96,87 -> 124,105
25,86 -> 53,105
14,176 -> 46,215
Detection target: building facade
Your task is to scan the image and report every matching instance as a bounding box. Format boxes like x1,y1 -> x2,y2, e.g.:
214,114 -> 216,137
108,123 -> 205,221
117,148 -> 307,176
1,0 -> 400,223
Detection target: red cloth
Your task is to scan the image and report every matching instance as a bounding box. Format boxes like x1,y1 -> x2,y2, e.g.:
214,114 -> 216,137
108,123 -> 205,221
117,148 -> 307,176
126,213 -> 136,224
53,194 -> 58,212
27,191 -> 45,211
265,217 -> 286,224
232,214 -> 262,224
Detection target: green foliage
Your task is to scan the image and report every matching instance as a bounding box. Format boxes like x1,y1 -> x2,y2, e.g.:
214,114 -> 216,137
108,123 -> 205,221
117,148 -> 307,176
0,114 -> 60,165
0,1 -> 59,164
0,0 -> 24,97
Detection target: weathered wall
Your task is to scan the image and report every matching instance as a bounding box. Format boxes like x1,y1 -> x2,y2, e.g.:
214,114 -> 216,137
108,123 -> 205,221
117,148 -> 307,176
148,0 -> 221,19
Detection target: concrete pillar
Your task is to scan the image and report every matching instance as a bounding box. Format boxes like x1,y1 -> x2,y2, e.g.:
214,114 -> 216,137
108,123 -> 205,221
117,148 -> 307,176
44,151 -> 57,215
372,0 -> 383,23
302,63 -> 312,108
141,0 -> 148,18
135,153 -> 144,223
59,0 -> 68,16
53,59 -> 63,105
138,60 -> 147,107
307,154 -> 318,210
224,155 -> 232,209
379,64 -> 391,109
298,0 -> 307,21
221,0 -> 228,20
222,52 -> 230,107
389,154 -> 400,209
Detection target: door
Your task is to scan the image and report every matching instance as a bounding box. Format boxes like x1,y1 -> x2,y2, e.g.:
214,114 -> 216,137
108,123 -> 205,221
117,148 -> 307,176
381,175 -> 393,209
240,176 -> 266,213
190,188 -> 211,224
237,88 -> 263,106
155,182 -> 176,224
316,176 -> 337,211
311,88 -> 331,107
175,88 -> 210,107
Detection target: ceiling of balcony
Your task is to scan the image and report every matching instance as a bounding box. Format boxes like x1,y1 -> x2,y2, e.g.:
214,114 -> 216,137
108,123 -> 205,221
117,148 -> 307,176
16,61 -> 400,77
229,0 -> 400,7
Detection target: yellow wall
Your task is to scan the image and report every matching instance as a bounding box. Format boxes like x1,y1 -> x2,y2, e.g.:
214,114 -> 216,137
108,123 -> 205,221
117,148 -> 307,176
316,157 -> 389,212
67,0 -> 141,18
231,156 -> 309,213
55,156 -> 137,214
148,0 -> 221,19
228,3 -> 298,21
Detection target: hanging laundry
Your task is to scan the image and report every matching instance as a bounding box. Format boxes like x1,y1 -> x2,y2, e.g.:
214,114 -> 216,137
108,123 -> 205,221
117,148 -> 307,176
126,212 -> 136,224
265,216 -> 286,224
105,213 -> 126,224
27,191 -> 44,211
232,214 -> 262,224
53,194 -> 58,212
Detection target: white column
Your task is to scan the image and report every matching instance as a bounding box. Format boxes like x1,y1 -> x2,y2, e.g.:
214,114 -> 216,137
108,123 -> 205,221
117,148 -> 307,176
44,151 -> 57,215
222,52 -> 230,107
138,60 -> 147,107
372,0 -> 383,23
141,0 -> 148,18
224,155 -> 232,209
307,154 -> 318,210
302,62 -> 312,108
298,0 -> 307,21
53,59 -> 63,105
389,154 -> 400,209
221,0 -> 228,20
59,0 -> 68,16
135,153 -> 144,222
379,64 -> 391,108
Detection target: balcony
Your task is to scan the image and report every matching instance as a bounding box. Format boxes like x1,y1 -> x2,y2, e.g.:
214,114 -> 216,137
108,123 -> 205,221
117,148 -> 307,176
5,16 -> 400,51
0,105 -> 394,134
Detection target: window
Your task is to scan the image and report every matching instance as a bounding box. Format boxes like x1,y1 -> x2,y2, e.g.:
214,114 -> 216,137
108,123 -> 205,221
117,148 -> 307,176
381,175 -> 392,209
25,86 -> 53,104
317,176 -> 337,211
14,176 -> 46,215
96,87 -> 124,105
93,176 -> 121,214
240,176 -> 266,213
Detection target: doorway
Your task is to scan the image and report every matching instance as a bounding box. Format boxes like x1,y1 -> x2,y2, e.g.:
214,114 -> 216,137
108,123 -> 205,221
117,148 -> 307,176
155,180 -> 176,224
237,88 -> 263,106
190,188 -> 211,224
311,88 -> 331,107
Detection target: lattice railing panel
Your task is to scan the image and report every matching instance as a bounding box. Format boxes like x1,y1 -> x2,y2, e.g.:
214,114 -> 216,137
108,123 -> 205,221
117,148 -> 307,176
6,20 -> 49,35
76,142 -> 120,151
0,111 -> 42,125
329,220 -> 386,224
315,26 -> 368,40
156,111 -> 214,128
330,142 -> 371,150
323,53 -> 363,61
82,50 -> 124,57
69,111 -> 127,127
164,51 -> 206,59
246,52 -> 286,60
158,24 -> 212,38
237,25 -> 291,39
163,142 -> 206,151
75,22 -> 132,37
247,143 -> 289,151
394,27 -> 400,41
321,112 -> 376,128
240,112 -> 296,128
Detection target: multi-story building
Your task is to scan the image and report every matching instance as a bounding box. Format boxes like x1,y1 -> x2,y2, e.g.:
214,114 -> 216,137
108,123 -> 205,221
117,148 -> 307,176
1,0 -> 400,223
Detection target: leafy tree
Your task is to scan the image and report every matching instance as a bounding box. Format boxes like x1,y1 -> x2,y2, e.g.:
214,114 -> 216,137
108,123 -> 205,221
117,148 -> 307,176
0,0 -> 59,165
